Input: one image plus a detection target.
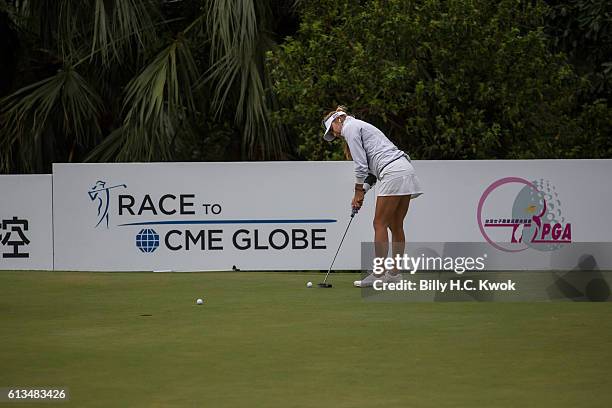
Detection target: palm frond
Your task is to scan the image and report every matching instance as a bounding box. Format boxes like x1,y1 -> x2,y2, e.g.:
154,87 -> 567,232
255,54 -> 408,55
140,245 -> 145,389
0,67 -> 102,172
203,0 -> 290,159
86,37 -> 199,162
7,0 -> 158,65
124,38 -> 198,124
84,0 -> 157,65
7,0 -> 62,47
86,113 -> 177,162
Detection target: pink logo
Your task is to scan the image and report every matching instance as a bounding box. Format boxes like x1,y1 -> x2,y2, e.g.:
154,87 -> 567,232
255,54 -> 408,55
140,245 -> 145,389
477,177 -> 572,253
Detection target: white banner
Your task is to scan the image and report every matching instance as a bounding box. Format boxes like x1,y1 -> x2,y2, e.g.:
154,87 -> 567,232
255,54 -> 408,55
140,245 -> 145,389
403,159 -> 612,270
410,159 -> 611,243
0,175 -> 53,270
51,159 -> 612,271
52,162 -> 375,271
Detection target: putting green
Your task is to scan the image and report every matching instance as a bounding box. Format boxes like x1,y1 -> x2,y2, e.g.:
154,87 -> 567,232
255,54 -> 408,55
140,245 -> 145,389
1,271 -> 611,407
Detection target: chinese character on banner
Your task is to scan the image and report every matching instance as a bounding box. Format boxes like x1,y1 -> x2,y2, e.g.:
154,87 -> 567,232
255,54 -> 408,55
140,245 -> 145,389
0,217 -> 30,258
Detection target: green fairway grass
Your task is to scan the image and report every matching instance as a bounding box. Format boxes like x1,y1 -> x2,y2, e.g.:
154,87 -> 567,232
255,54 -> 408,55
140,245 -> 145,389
1,271 -> 611,407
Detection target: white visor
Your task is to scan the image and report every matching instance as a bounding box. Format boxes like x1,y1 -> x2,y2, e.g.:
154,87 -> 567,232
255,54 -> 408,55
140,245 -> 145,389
322,111 -> 346,141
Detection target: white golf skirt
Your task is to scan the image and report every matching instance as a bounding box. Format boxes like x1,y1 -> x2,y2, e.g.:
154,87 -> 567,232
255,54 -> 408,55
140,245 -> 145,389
377,157 -> 424,197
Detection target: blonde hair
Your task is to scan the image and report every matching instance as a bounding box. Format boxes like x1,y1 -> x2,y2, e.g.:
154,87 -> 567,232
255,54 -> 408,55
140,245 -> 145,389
323,105 -> 352,160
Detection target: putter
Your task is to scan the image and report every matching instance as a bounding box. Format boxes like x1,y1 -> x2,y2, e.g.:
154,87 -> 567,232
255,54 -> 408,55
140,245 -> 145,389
318,207 -> 359,288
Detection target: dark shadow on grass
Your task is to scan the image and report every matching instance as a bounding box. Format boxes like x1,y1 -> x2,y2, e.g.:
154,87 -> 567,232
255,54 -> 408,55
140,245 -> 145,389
547,255 -> 611,301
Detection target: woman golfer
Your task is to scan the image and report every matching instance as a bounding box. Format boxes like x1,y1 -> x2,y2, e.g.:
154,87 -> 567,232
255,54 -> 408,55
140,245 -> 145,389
322,106 -> 423,287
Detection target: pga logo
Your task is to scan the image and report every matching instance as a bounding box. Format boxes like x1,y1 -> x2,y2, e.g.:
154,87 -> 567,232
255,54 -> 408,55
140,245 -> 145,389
477,177 -> 572,253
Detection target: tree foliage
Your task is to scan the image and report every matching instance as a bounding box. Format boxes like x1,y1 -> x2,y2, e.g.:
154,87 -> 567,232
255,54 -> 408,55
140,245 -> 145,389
2,0 -> 610,173
545,0 -> 612,99
268,0 -> 612,161
0,0 -> 299,173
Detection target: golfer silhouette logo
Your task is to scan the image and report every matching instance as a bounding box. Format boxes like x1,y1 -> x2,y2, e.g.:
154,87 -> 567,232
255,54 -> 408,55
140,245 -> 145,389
88,180 -> 127,228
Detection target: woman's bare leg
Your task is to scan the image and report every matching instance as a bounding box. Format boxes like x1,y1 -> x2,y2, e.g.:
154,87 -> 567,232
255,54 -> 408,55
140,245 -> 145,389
373,195 -> 402,273
388,195 -> 411,275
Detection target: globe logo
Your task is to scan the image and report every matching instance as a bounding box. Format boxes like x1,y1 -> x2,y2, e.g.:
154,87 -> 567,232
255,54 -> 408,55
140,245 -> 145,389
136,228 -> 160,253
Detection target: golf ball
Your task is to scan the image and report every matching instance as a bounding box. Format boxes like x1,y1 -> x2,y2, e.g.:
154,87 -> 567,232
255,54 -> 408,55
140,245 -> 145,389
307,281 -> 313,288
196,298 -> 204,305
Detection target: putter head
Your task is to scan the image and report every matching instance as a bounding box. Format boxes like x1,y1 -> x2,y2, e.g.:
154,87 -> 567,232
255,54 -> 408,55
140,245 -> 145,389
317,283 -> 332,288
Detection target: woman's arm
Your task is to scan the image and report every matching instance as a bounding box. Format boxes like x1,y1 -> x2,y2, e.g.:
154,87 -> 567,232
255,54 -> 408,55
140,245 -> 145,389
344,125 -> 369,184
352,183 -> 365,210
343,123 -> 368,210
